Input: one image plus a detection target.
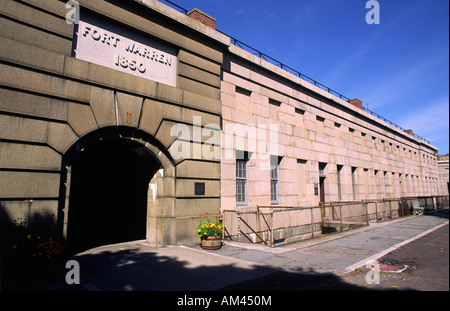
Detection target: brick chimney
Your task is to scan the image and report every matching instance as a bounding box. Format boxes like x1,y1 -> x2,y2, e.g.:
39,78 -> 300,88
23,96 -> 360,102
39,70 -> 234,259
348,98 -> 363,110
187,8 -> 216,29
404,129 -> 414,136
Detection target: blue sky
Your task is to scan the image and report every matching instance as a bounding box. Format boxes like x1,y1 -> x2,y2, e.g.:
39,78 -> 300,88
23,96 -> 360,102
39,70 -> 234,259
169,0 -> 449,154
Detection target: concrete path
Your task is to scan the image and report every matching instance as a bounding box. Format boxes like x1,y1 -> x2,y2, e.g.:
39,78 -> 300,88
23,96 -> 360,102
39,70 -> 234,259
185,209 -> 449,275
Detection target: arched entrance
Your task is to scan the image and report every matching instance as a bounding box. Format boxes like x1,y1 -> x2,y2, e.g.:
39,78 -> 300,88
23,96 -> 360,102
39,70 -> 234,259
63,127 -> 165,253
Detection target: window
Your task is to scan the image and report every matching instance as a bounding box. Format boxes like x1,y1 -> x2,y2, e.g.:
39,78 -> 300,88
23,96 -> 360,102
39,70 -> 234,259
351,166 -> 357,200
235,86 -> 252,96
295,107 -> 305,115
271,156 -> 280,204
319,162 -> 327,176
269,98 -> 281,107
383,171 -> 388,198
374,170 -> 379,199
236,159 -> 248,205
337,165 -> 343,201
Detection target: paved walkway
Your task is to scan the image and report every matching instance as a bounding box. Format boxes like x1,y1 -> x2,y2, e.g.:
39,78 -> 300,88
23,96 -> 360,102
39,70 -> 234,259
191,209 -> 449,275
10,209 -> 449,291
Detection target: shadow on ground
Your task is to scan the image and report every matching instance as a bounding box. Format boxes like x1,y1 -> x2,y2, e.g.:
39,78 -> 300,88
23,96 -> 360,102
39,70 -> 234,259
4,205 -> 442,291
2,243 -> 416,291
426,208 -> 449,219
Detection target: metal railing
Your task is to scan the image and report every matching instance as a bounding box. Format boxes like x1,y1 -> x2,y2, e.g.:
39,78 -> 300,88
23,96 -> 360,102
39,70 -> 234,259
223,195 -> 449,247
227,37 -> 350,102
363,107 -> 430,144
162,0 -> 188,14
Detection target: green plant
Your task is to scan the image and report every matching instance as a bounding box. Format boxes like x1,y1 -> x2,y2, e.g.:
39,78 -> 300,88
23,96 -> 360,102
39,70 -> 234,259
197,213 -> 223,239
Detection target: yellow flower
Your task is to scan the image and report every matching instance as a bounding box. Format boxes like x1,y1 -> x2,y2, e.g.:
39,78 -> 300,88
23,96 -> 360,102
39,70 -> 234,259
203,232 -> 207,235
198,229 -> 201,233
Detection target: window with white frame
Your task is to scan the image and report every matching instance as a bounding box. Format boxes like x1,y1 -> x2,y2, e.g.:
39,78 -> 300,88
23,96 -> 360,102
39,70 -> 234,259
351,166 -> 357,200
271,156 -> 280,204
337,165 -> 343,201
236,151 -> 249,205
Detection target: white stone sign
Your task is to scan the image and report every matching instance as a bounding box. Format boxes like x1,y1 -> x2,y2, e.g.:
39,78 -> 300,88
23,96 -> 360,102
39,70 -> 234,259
74,14 -> 177,87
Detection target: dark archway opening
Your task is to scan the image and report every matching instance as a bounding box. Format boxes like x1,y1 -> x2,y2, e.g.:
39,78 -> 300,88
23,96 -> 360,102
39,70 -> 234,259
66,137 -> 160,254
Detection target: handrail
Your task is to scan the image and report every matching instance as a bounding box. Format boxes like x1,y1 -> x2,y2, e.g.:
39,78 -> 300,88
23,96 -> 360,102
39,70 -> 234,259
228,36 -> 350,102
162,0 -> 188,14
363,107 -> 430,144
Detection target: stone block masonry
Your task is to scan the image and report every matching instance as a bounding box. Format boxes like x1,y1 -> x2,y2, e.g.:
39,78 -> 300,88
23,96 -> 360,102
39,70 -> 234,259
0,0 -> 441,249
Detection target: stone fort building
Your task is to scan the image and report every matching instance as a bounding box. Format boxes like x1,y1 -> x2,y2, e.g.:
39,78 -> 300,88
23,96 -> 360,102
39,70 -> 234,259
0,0 -> 442,250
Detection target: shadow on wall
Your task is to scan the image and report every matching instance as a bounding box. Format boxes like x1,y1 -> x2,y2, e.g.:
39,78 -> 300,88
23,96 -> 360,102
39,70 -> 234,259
0,204 -> 65,290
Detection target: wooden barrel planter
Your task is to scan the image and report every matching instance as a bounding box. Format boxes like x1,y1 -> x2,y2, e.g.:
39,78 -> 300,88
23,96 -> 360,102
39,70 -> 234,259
201,236 -> 222,250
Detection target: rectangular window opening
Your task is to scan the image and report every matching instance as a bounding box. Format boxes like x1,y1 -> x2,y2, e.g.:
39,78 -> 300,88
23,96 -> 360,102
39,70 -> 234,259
319,162 -> 327,177
235,86 -> 252,97
269,98 -> 281,107
351,166 -> 357,200
295,107 -> 305,115
236,151 -> 251,205
271,156 -> 281,204
337,165 -> 343,201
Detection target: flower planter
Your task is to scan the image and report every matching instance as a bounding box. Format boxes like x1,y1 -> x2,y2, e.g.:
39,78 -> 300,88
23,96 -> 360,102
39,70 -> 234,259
197,213 -> 223,250
200,236 -> 222,250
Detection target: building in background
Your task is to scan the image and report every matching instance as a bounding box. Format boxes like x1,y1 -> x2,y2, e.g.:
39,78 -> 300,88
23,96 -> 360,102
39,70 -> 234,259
438,154 -> 449,195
